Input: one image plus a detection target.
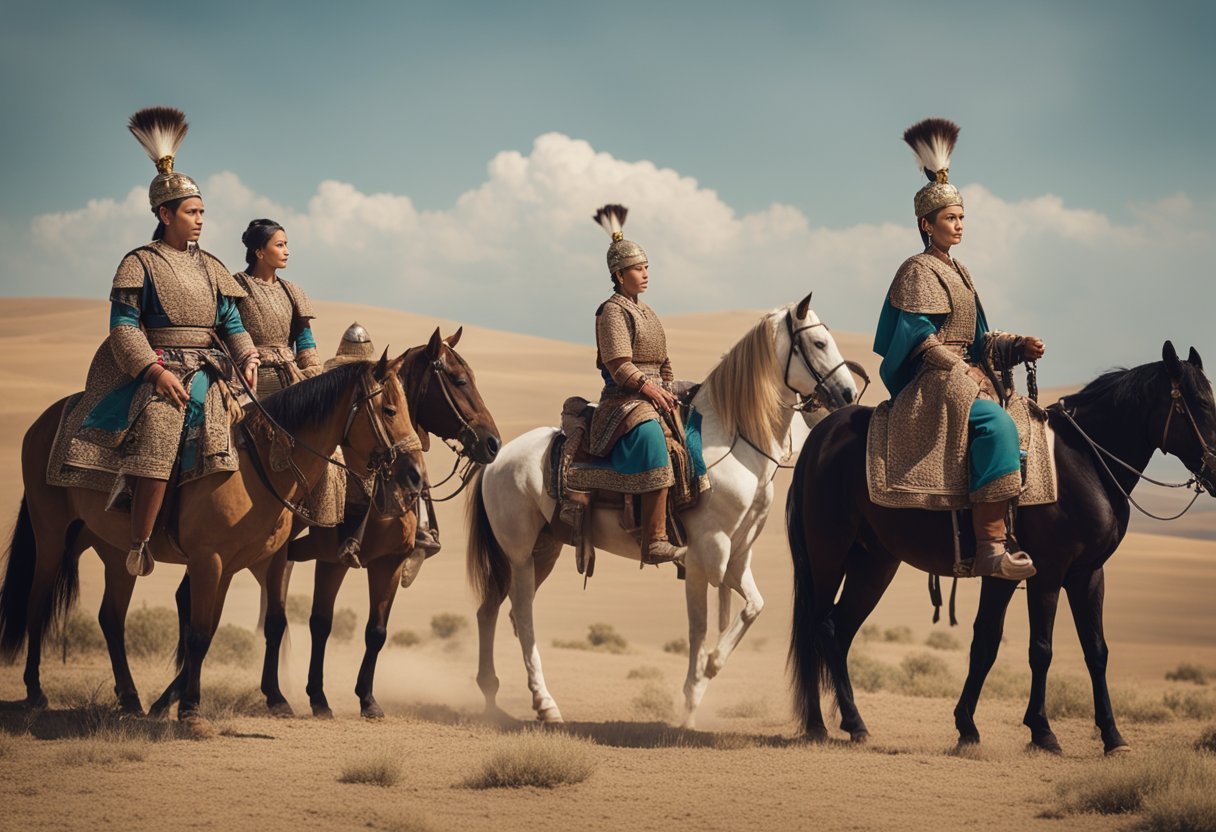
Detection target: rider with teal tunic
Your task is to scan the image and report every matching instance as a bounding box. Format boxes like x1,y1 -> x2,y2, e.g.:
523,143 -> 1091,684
873,119 -> 1045,581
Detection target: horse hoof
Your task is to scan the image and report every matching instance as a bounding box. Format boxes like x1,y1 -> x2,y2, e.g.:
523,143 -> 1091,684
536,707 -> 564,724
1029,733 -> 1063,755
361,702 -> 385,720
25,692 -> 48,710
956,732 -> 981,747
312,705 -> 334,720
849,730 -> 870,744
267,701 -> 295,718
181,715 -> 215,740
803,726 -> 830,744
1105,743 -> 1132,757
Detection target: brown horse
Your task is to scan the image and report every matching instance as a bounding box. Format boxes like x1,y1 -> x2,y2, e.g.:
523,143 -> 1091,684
785,342 -> 1216,753
153,328 -> 501,719
0,355 -> 424,722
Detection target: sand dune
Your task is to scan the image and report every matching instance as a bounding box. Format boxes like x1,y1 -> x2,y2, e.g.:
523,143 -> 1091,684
1,297 -> 1214,832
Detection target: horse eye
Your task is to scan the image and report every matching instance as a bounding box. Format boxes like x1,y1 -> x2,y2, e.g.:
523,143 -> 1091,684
815,340 -> 827,350
454,377 -> 469,387
383,406 -> 397,418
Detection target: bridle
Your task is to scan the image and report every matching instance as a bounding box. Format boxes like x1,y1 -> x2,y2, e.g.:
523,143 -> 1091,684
782,310 -> 869,413
406,346 -> 484,503
1163,377 -> 1216,492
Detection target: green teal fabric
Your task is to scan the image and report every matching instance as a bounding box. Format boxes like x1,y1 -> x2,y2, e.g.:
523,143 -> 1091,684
873,299 -> 991,397
178,368 -> 210,472
294,324 -> 316,352
215,294 -> 248,338
109,300 -> 141,329
684,407 -> 707,477
968,398 -> 1020,490
610,419 -> 669,474
82,371 -> 146,431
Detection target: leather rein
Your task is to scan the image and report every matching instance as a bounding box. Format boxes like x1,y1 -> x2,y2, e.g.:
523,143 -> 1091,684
408,347 -> 485,503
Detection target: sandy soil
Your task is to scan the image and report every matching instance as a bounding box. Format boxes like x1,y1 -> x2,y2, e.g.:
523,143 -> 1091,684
0,298 -> 1213,832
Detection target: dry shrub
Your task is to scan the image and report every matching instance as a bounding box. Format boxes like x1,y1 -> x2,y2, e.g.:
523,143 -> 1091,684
463,731 -> 596,789
208,624 -> 257,667
58,609 -> 106,658
925,631 -> 961,651
1165,689 -> 1216,721
848,652 -> 900,692
587,623 -> 627,652
125,604 -> 178,660
1115,687 -> 1173,725
1056,748 -> 1216,817
662,637 -> 689,656
1138,781 -> 1216,831
627,666 -> 664,681
897,652 -> 957,698
199,678 -> 264,720
632,682 -> 675,721
883,626 -> 915,644
1166,663 -> 1210,685
430,613 -> 468,640
285,594 -> 312,624
331,608 -> 358,642
984,667 -> 1029,700
1195,725 -> 1216,754
718,698 -> 770,719
54,730 -> 149,765
1046,674 -> 1093,720
339,753 -> 402,787
389,630 -> 421,648
857,623 -> 881,643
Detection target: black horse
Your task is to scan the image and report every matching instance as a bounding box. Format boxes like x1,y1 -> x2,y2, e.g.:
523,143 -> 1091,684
786,341 -> 1216,753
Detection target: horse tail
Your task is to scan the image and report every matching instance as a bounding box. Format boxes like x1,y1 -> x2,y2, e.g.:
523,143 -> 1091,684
785,447 -> 835,729
466,467 -> 510,608
0,497 -> 81,661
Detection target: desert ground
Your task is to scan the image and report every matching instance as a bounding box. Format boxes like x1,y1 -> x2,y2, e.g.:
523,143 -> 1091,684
1,297 -> 1214,832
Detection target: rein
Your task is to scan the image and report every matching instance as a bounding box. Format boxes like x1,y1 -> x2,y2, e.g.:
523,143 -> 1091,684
405,346 -> 484,503
1052,377 -> 1210,522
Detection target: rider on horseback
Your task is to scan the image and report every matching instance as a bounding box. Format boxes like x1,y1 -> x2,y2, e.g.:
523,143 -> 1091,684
873,119 -> 1044,581
63,108 -> 259,579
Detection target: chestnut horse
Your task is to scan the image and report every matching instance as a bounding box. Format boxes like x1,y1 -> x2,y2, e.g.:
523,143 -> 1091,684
0,355 -> 423,723
786,342 -> 1215,753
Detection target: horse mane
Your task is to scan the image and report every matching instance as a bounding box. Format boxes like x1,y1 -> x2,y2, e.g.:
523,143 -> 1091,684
257,360 -> 367,432
704,314 -> 784,451
1061,362 -> 1176,413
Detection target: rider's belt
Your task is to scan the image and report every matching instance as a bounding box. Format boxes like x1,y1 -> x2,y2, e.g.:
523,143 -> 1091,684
256,344 -> 296,365
146,326 -> 215,349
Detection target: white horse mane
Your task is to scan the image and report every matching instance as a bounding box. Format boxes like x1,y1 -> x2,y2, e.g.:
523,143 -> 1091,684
703,309 -> 785,453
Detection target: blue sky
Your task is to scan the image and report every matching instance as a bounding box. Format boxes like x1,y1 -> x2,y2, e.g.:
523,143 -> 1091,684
1,0 -> 1212,388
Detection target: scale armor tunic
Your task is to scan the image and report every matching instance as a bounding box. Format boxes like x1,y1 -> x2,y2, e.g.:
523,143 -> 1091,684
232,272 -> 320,394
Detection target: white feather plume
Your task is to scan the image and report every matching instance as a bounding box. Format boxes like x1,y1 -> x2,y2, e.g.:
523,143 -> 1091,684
902,118 -> 960,181
592,204 -> 628,238
128,107 -> 190,167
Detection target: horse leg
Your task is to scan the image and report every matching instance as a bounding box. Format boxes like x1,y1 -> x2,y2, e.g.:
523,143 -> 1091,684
1023,580 -> 1063,753
256,551 -> 293,716
355,553 -> 407,720
148,574 -> 191,718
827,546 -> 900,742
508,550 -> 561,723
476,590 -> 506,718
178,554 -> 224,722
95,545 -> 143,714
19,510 -> 81,709
306,559 -> 348,719
1064,567 -> 1128,754
680,558 -> 711,730
954,577 -> 1019,745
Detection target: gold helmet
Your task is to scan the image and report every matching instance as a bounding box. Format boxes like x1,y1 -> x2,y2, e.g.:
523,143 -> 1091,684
128,107 -> 201,212
904,118 -> 963,218
593,204 -> 647,276
324,322 -> 376,370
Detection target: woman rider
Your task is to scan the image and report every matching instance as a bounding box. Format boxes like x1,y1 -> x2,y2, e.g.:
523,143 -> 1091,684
873,119 -> 1044,580
587,205 -> 685,566
60,107 -> 259,577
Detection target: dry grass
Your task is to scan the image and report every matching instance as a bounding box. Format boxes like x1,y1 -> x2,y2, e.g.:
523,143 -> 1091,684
1137,782 -> 1216,831
1196,725 -> 1216,754
717,698 -> 770,719
1056,748 -> 1216,820
462,731 -> 596,789
0,733 -> 17,758
626,666 -> 664,681
57,608 -> 107,658
208,624 -> 258,667
1165,689 -> 1216,721
662,637 -> 689,656
925,631 -> 961,651
430,612 -> 468,640
554,623 -> 628,654
199,677 -> 265,720
1166,663 -> 1211,685
54,729 -> 150,765
125,604 -> 178,660
389,629 -> 422,648
338,753 -> 403,787
883,626 -> 915,644
632,683 -> 675,721
382,815 -> 440,832
857,622 -> 882,642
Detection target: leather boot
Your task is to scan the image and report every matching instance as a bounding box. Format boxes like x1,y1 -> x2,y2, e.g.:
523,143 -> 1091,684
640,487 -> 685,567
411,499 -> 441,559
126,476 -> 167,577
971,499 -> 1035,581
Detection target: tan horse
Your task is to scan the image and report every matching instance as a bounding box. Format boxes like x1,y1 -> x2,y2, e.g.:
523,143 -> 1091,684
0,355 -> 424,723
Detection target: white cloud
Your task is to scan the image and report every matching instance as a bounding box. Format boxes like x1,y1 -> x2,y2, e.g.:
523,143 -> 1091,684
3,133 -> 1212,387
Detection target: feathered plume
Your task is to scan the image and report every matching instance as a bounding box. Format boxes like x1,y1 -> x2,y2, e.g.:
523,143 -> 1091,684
592,204 -> 629,241
128,107 -> 190,174
903,118 -> 960,183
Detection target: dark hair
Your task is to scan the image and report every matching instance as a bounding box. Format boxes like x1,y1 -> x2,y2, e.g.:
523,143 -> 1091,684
241,218 -> 285,272
917,206 -> 945,249
151,196 -> 188,241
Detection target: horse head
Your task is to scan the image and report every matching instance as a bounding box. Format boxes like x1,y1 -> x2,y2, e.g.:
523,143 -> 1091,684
401,327 -> 502,465
344,350 -> 425,514
780,292 -> 860,414
1161,340 -> 1216,496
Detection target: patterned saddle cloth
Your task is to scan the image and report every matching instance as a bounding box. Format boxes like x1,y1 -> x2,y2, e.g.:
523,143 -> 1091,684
866,394 -> 1058,510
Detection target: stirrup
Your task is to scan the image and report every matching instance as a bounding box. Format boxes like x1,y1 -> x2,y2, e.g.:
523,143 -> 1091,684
970,541 -> 1036,581
412,526 -> 441,559
126,541 -> 154,577
640,539 -> 686,568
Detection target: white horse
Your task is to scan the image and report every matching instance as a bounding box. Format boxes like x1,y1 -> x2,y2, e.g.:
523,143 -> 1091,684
466,294 -> 859,727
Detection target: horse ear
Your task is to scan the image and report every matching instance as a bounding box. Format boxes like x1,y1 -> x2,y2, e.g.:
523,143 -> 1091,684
426,327 -> 443,358
796,292 -> 813,320
1188,346 -> 1204,371
444,326 -> 463,348
1163,340 -> 1182,379
374,348 -> 390,381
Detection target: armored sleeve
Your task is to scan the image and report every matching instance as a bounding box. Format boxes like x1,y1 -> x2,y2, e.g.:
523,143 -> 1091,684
216,294 -> 258,364
108,255 -> 159,377
888,258 -> 951,315
595,301 -> 634,364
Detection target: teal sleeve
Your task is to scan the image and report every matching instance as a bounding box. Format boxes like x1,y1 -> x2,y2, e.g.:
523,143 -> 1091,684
294,324 -> 316,352
873,299 -> 945,397
109,300 -> 141,330
215,294 -> 248,337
